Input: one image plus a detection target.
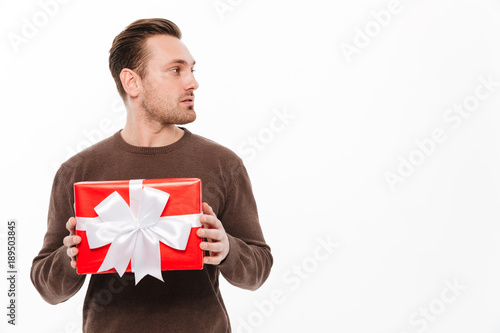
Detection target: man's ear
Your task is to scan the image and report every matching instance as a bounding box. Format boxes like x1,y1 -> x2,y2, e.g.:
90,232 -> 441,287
120,68 -> 141,98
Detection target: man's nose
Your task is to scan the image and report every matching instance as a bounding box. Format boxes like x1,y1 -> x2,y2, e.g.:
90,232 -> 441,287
184,72 -> 199,91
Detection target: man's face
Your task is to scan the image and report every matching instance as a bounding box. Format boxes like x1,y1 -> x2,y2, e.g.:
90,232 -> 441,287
139,34 -> 199,125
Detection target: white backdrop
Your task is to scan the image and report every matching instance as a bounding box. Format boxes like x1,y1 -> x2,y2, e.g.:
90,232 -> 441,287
2,0 -> 500,332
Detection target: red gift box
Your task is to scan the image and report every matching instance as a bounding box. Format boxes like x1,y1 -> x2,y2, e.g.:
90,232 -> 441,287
74,178 -> 203,283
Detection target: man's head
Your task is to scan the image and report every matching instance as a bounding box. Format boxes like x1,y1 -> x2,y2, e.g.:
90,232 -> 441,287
109,18 -> 198,125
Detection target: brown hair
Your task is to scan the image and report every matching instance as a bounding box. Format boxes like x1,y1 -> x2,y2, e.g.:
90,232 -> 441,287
109,18 -> 182,99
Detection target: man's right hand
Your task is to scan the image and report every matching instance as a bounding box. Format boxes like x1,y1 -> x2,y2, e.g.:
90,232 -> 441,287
63,217 -> 81,269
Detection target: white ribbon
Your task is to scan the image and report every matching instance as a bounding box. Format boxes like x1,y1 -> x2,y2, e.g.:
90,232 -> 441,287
76,180 -> 201,284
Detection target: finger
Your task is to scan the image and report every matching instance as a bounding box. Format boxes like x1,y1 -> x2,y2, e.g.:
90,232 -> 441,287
203,254 -> 223,265
200,214 -> 220,228
70,258 -> 77,269
63,235 -> 81,247
198,228 -> 222,241
66,246 -> 79,258
202,202 -> 215,216
66,217 -> 77,235
200,241 -> 224,253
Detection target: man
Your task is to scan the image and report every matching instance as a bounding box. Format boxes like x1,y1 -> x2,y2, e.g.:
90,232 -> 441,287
31,18 -> 272,333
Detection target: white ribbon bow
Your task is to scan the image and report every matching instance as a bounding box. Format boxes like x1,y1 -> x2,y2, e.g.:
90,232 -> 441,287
78,179 -> 201,284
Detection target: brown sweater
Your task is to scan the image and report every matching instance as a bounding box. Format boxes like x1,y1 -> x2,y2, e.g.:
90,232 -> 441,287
31,128 -> 273,333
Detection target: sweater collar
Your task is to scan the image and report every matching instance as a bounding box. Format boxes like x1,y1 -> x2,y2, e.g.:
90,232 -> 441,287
113,127 -> 191,155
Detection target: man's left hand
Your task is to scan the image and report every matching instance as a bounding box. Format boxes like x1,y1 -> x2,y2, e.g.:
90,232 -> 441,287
197,202 -> 229,265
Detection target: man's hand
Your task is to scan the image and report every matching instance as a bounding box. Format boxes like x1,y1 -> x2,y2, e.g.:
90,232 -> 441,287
197,202 -> 229,265
63,217 -> 81,269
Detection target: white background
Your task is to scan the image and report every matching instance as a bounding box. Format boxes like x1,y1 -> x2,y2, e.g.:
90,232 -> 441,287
1,0 -> 500,332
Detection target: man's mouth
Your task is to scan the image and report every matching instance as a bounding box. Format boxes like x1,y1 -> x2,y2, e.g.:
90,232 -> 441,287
181,96 -> 194,105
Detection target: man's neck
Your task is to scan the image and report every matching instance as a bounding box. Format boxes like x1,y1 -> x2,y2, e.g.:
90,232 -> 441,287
120,116 -> 185,147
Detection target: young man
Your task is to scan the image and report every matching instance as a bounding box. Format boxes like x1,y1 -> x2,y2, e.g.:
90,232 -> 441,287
31,18 -> 272,332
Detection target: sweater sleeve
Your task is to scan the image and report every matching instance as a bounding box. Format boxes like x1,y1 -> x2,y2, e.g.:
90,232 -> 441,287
30,166 -> 86,305
217,162 -> 273,291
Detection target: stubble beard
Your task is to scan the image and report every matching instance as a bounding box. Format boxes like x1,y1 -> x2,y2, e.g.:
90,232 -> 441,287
141,87 -> 196,126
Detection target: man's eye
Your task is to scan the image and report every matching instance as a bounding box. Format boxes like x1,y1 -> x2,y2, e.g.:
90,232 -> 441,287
171,68 -> 180,73
191,68 -> 196,74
